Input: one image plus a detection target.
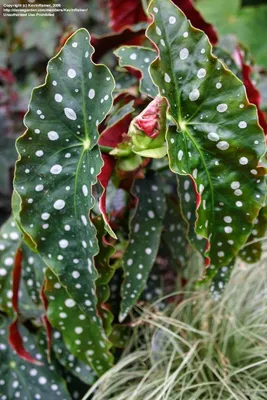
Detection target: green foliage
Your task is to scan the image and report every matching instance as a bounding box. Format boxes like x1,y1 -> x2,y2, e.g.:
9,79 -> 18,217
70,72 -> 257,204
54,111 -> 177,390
87,256 -> 267,399
147,0 -> 265,278
0,316 -> 71,399
115,46 -> 157,97
196,0 -> 267,68
120,172 -> 166,320
0,0 -> 267,396
13,29 -> 116,373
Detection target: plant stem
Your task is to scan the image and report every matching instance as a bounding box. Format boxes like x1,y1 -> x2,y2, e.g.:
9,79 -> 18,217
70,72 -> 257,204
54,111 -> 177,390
99,145 -> 114,153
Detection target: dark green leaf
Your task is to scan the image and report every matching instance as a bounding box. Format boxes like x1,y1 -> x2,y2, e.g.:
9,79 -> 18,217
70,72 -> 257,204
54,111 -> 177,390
115,46 -> 158,97
177,176 -> 207,257
45,269 -> 113,375
120,171 -> 166,321
13,29 -> 116,373
162,196 -> 189,266
51,329 -> 96,385
239,205 -> 267,263
147,0 -> 266,280
0,316 -> 71,400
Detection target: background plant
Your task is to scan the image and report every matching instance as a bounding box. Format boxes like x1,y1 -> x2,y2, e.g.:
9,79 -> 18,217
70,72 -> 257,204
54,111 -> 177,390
0,0 -> 267,398
87,250 -> 267,400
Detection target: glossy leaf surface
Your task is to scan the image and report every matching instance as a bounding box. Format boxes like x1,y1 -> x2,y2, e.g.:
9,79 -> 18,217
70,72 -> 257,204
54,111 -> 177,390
120,172 -> 166,321
51,329 -> 96,385
239,206 -> 267,263
147,0 -> 266,278
45,269 -> 113,375
115,46 -> 158,97
162,197 -> 189,267
13,29 -> 115,374
177,176 -> 207,257
0,316 -> 71,400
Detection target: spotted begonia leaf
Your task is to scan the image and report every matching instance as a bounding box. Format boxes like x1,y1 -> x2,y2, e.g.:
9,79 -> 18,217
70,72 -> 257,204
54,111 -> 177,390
21,245 -> 45,312
0,218 -> 21,314
0,218 -> 43,319
210,259 -> 236,299
0,316 -> 71,400
94,217 -> 116,287
239,205 -> 267,263
13,29 -> 116,367
147,0 -> 266,279
44,269 -> 113,375
213,47 -> 239,77
234,47 -> 267,135
162,197 -> 189,266
120,172 -> 166,321
113,71 -> 138,95
177,175 -> 207,257
50,330 -> 96,385
140,244 -> 177,305
115,46 -> 158,97
172,0 -> 218,45
9,247 -> 44,365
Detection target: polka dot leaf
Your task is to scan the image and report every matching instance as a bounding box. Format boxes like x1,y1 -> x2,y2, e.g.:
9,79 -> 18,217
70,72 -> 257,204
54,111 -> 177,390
146,0 -> 266,279
210,258 -> 236,299
0,218 -> 44,318
0,218 -> 21,315
239,205 -> 267,264
50,329 -> 96,385
0,316 -> 71,400
44,269 -> 113,375
13,28 -> 116,375
162,196 -> 190,267
176,175 -> 207,257
115,46 -> 158,97
120,171 -> 166,321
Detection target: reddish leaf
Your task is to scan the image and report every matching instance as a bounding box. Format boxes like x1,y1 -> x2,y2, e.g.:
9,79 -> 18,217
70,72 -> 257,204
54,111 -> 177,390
131,96 -> 166,138
0,68 -> 16,85
99,109 -> 133,236
99,112 -> 132,148
8,248 -> 42,365
173,0 -> 218,45
10,248 -> 22,315
108,0 -> 148,32
234,47 -> 267,135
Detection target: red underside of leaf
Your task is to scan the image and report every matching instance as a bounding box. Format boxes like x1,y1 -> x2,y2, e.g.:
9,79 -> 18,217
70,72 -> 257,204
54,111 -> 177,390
9,320 -> 43,365
234,48 -> 267,135
134,96 -> 163,138
108,0 -> 148,32
172,0 -> 218,45
99,113 -> 132,148
8,248 -> 42,365
99,112 -> 133,226
41,283 -> 52,361
11,248 -> 23,314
